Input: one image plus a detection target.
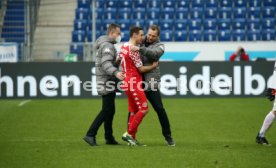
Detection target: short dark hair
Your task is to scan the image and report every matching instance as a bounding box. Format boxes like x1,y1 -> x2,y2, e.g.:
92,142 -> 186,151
107,23 -> 120,34
130,26 -> 143,37
240,48 -> 245,54
149,25 -> 160,36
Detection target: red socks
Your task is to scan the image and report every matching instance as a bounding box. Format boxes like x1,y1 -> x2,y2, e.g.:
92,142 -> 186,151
128,113 -> 135,131
128,111 -> 146,137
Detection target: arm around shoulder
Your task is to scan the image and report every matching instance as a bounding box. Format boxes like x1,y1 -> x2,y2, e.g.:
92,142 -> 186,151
137,62 -> 159,73
139,43 -> 165,61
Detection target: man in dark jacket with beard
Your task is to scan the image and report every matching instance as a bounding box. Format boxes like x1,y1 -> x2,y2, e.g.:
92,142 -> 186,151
131,25 -> 175,146
83,23 -> 125,146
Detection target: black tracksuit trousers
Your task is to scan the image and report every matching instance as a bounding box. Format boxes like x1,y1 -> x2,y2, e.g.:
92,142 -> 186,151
86,92 -> 116,140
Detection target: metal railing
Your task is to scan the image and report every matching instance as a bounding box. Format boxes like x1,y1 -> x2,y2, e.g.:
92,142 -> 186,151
0,0 -> 7,40
23,0 -> 40,61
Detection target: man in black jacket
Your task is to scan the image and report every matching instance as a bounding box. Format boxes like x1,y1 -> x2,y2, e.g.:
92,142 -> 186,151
131,25 -> 175,146
83,23 -> 125,146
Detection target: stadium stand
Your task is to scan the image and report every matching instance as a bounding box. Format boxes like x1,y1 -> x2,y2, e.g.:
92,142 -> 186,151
204,30 -> 217,41
32,0 -> 76,61
0,0 -> 275,61
1,0 -> 25,60
174,30 -> 188,41
71,0 -> 276,47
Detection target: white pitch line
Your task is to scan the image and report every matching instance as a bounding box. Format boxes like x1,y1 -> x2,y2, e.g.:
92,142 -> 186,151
18,100 -> 31,107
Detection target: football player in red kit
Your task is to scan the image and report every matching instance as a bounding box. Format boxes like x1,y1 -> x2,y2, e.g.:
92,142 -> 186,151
118,26 -> 158,146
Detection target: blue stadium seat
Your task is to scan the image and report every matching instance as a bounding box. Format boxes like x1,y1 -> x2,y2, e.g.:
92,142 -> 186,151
188,19 -> 202,31
102,19 -> 116,31
162,0 -> 176,8
233,19 -> 246,30
133,8 -> 146,20
247,19 -> 260,30
2,27 -> 24,33
6,1 -> 24,10
72,31 -> 85,42
204,19 -> 217,30
203,30 -> 216,41
234,0 -> 247,7
248,0 -> 261,7
191,0 -> 204,8
145,20 -> 159,28
160,20 -> 174,31
119,0 -> 132,8
248,7 -> 261,19
233,29 -> 246,41
218,7 -> 232,19
263,0 -> 276,7
5,37 -> 25,43
3,21 -> 24,27
70,43 -> 84,57
148,0 -> 161,8
175,8 -> 189,20
95,0 -> 105,8
262,29 -> 275,41
218,30 -> 231,41
205,0 -> 218,8
97,31 -> 102,38
4,15 -> 24,21
174,30 -> 188,41
121,30 -> 130,42
104,8 -> 117,20
218,19 -> 231,30
233,7 -> 246,19
262,18 -> 275,29
90,8 -> 103,20
220,0 -> 232,7
74,20 -> 87,31
87,31 -> 101,42
161,8 -> 174,20
160,30 -> 173,41
118,8 -> 131,20
1,32 -> 25,38
175,19 -> 188,31
147,8 -> 160,20
190,8 -> 203,19
75,8 -> 89,20
262,7 -> 276,18
88,19 -> 102,31
78,0 -> 90,9
247,29 -> 261,41
134,0 -> 147,8
205,7 -> 218,19
106,0 -> 118,8
189,30 -> 202,41
177,0 -> 189,8
131,19 -> 145,28
5,9 -> 25,15
117,20 -> 130,31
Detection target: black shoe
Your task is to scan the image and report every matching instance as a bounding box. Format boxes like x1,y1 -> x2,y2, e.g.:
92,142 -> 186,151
165,135 -> 175,147
106,138 -> 119,145
83,136 -> 98,146
256,133 -> 270,145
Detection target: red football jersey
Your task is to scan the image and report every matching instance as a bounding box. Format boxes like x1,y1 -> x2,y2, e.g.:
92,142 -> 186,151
118,43 -> 143,80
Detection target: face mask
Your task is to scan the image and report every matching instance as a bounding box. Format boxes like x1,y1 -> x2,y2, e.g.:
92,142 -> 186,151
115,35 -> 121,43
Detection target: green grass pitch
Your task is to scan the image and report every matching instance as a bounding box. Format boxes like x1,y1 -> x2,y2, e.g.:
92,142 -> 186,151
0,98 -> 276,168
